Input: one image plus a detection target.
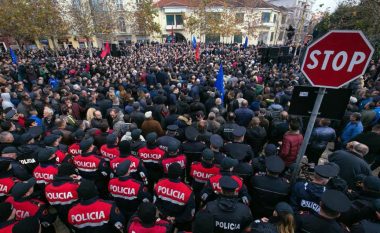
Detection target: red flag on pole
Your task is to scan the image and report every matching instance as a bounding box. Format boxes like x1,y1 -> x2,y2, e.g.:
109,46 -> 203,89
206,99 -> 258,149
195,43 -> 200,62
100,41 -> 111,59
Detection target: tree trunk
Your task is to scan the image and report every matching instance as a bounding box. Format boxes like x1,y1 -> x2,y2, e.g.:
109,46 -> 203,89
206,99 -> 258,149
51,37 -> 59,57
87,38 -> 93,58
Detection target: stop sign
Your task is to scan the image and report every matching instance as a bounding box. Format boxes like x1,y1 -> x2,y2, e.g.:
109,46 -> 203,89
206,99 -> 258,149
301,30 -> 374,88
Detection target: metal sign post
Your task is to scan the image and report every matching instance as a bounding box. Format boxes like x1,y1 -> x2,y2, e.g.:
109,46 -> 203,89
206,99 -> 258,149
291,87 -> 326,184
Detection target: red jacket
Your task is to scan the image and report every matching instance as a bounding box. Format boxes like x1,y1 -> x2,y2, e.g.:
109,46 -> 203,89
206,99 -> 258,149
279,132 -> 303,166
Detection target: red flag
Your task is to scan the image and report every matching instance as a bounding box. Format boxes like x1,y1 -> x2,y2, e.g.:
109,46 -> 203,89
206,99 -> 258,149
85,63 -> 90,73
100,41 -> 110,59
195,43 -> 200,62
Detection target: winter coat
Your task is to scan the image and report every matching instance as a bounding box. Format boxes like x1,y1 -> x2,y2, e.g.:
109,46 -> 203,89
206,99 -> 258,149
279,132 -> 303,166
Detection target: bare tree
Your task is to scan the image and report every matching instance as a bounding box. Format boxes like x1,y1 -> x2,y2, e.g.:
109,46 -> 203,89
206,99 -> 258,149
132,0 -> 161,36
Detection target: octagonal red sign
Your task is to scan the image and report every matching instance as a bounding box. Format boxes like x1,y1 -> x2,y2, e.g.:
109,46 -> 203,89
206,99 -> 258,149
301,30 -> 374,88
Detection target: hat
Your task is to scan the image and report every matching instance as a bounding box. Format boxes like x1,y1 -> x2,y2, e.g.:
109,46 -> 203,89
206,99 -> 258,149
275,202 -> 294,215
144,111 -> 152,119
202,149 -> 214,161
2,146 -> 18,155
38,148 -> 56,162
73,129 -> 85,140
51,130 -> 63,137
106,133 -> 118,146
12,217 -> 41,233
264,144 -> 277,156
11,178 -> 36,199
219,176 -> 238,190
0,160 -> 11,173
265,156 -> 285,173
131,129 -> 142,140
80,137 -> 94,151
5,109 -> 16,120
193,210 -> 214,233
373,199 -> 380,212
145,132 -> 157,144
210,134 -> 223,148
232,126 -> 246,137
20,133 -> 34,143
119,140 -> 131,156
168,162 -> 182,178
137,202 -> 156,224
28,126 -> 43,138
0,203 -> 13,222
326,177 -> 348,192
43,134 -> 60,146
221,157 -> 238,170
167,143 -> 180,153
116,160 -> 132,177
167,125 -> 179,131
363,176 -> 380,192
314,163 -> 339,178
77,180 -> 98,200
321,189 -> 350,213
57,163 -> 77,177
185,126 -> 199,141
133,102 -> 140,109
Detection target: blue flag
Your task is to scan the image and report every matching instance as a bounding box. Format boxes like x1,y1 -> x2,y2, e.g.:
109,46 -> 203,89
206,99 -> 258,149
215,63 -> 224,102
243,36 -> 248,49
192,35 -> 197,50
10,48 -> 18,64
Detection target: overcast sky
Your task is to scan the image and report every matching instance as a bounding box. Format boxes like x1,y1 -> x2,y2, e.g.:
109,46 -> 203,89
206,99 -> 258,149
312,0 -> 343,12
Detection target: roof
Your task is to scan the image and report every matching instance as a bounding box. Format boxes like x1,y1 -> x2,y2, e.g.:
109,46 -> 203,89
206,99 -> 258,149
156,0 -> 283,10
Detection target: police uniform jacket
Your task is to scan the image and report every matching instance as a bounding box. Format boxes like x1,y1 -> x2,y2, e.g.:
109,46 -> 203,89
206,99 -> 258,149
296,212 -> 346,233
290,181 -> 326,213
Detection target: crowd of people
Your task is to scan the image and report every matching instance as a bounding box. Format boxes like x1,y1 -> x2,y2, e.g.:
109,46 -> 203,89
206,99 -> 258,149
0,42 -> 379,233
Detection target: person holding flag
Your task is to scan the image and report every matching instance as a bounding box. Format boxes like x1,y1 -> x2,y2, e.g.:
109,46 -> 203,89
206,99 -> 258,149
192,35 -> 197,50
100,41 -> 111,59
215,63 -> 224,102
10,48 -> 18,64
243,36 -> 248,49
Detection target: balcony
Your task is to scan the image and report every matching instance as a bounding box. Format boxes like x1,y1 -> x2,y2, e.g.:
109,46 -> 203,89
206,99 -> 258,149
166,25 -> 184,30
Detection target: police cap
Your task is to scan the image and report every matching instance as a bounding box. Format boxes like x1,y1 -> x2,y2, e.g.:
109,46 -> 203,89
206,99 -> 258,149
43,134 -> 60,146
202,149 -> 214,161
137,202 -> 156,224
264,144 -> 278,156
28,126 -> 43,138
80,137 -> 94,151
0,160 -> 11,173
13,217 -> 41,233
11,178 -> 36,199
321,189 -> 350,213
57,163 -> 77,177
73,129 -> 85,140
221,157 -> 238,170
146,132 -> 157,144
193,210 -> 214,233
116,160 -> 131,177
131,129 -> 142,140
106,133 -> 118,146
265,156 -> 285,173
185,126 -> 199,141
167,142 -> 180,153
0,202 -> 13,222
119,140 -> 131,156
168,162 -> 182,178
20,133 -> 34,144
77,180 -> 98,200
5,109 -> 16,120
314,163 -> 339,178
232,126 -> 246,137
38,148 -> 57,162
363,176 -> 380,192
1,146 -> 18,155
275,202 -> 294,215
219,176 -> 238,190
210,134 -> 223,148
167,125 -> 179,131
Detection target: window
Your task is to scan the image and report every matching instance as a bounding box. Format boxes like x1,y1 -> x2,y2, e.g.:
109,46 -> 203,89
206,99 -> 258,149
261,12 -> 271,23
166,15 -> 174,26
270,32 -> 274,42
205,34 -> 220,43
115,0 -> 123,10
278,31 -> 284,41
118,17 -> 126,32
273,14 -> 277,23
281,15 -> 287,24
234,34 -> 242,43
175,15 -> 183,25
235,13 -> 244,24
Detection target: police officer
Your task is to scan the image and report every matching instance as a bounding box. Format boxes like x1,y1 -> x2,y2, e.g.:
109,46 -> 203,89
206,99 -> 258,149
68,129 -> 85,157
209,134 -> 227,165
223,126 -> 254,162
33,148 -> 59,187
201,157 -> 250,205
157,125 -> 181,152
181,126 -> 206,177
67,179 -> 125,233
1,146 -> 30,180
203,176 -> 253,233
190,149 -> 220,207
45,163 -> 80,232
100,134 -> 120,161
290,163 -> 339,213
130,129 -> 146,156
219,112 -> 239,142
44,134 -> 70,164
0,202 -> 17,232
16,133 -> 41,173
12,216 -> 42,233
51,130 -> 68,153
5,178 -> 57,232
249,155 -> 290,218
108,160 -> 150,221
138,132 -> 165,191
73,137 -> 110,197
110,140 -> 148,185
154,163 -> 195,231
127,202 -> 173,233
350,198 -> 380,233
252,144 -> 278,174
297,189 -> 351,233
161,143 -> 187,177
